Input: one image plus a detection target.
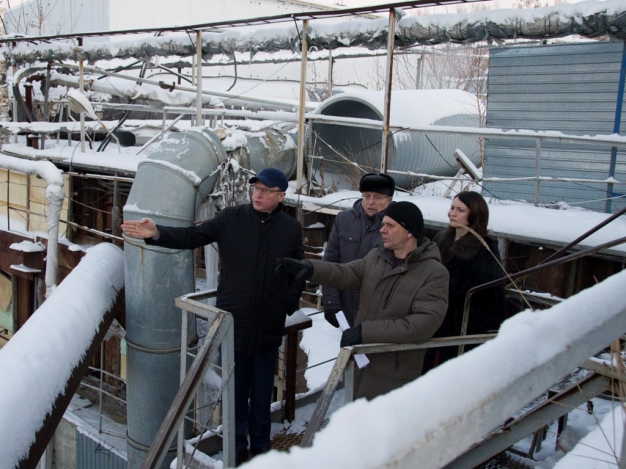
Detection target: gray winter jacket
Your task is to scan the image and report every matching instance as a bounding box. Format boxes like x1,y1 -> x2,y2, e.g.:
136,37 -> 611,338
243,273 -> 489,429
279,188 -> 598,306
310,237 -> 449,400
322,199 -> 386,326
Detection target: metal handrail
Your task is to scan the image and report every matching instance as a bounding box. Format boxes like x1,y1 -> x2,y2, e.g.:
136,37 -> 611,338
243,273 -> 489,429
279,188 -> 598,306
141,290 -> 236,469
458,204 -> 626,355
299,334 -> 496,448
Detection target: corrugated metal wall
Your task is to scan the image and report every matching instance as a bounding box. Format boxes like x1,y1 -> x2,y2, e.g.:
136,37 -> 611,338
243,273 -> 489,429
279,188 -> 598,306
76,430 -> 127,469
483,41 -> 626,212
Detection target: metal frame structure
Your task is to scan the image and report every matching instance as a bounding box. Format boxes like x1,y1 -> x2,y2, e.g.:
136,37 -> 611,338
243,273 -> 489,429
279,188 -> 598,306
141,290 -> 236,469
300,334 -> 496,448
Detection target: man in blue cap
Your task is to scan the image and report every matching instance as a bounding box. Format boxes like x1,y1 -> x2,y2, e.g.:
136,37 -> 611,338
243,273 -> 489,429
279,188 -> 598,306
121,168 -> 305,466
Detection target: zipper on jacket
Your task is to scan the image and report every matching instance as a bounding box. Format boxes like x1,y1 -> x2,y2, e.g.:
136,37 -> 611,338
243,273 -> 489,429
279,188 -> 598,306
382,276 -> 402,310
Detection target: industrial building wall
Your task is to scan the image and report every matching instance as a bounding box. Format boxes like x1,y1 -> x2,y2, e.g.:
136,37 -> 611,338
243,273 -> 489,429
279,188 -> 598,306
108,0 -> 329,32
483,41 -> 626,213
3,0 -> 109,41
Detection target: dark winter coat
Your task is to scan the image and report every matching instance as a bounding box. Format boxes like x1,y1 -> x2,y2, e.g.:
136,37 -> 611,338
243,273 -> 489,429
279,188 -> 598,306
424,228 -> 506,370
322,199 -> 386,326
146,203 -> 305,355
310,237 -> 449,400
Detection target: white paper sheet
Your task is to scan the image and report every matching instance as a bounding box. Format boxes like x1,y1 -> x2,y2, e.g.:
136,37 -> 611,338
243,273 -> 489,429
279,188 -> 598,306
336,311 -> 370,369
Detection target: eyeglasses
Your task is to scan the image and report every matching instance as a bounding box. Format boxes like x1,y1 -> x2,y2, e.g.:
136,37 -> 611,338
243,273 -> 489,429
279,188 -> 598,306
362,194 -> 390,202
251,185 -> 283,195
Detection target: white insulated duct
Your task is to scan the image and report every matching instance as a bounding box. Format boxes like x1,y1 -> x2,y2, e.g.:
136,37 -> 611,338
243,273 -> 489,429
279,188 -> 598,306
0,154 -> 65,298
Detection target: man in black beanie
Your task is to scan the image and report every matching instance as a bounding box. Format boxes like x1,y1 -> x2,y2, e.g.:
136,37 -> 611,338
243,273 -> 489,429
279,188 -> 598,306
322,172 -> 395,328
278,200 -> 449,400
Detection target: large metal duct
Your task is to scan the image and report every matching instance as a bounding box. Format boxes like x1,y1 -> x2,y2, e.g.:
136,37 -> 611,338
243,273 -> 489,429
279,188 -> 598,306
123,126 -> 297,468
311,89 -> 480,190
123,129 -> 227,468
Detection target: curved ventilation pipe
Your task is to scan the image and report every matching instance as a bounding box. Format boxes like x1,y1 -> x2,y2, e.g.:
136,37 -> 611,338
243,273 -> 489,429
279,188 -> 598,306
312,89 -> 480,190
123,125 -> 298,468
0,154 -> 65,298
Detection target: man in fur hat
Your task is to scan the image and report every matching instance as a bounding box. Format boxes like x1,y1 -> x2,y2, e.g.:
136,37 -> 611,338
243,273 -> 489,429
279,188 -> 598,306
321,172 -> 395,328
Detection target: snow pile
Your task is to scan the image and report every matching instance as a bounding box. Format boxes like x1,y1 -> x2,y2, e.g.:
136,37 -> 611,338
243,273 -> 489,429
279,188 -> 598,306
0,243 -> 125,468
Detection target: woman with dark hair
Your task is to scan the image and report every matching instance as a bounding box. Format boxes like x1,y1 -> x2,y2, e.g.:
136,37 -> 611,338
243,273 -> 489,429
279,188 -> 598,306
423,191 -> 506,372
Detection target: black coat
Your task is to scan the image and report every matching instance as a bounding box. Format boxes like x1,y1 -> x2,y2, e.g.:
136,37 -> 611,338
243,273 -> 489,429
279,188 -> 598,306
424,228 -> 506,369
147,203 -> 305,355
322,199 -> 386,326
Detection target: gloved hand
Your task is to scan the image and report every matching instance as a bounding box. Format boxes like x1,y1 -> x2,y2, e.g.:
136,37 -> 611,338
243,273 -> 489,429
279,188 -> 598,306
276,258 -> 314,282
340,324 -> 362,347
324,309 -> 340,328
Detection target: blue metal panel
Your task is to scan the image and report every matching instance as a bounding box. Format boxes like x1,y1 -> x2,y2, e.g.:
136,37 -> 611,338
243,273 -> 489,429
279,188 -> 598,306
76,430 -> 127,469
484,41 -> 626,212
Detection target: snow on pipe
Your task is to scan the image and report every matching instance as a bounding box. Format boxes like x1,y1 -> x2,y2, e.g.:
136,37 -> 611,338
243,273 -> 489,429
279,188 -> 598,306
242,269 -> 626,469
0,243 -> 124,469
6,0 -> 626,65
0,153 -> 65,298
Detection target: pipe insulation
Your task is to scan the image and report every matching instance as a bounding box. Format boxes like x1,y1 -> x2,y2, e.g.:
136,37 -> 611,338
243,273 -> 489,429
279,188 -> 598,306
6,0 -> 626,66
0,153 -> 65,298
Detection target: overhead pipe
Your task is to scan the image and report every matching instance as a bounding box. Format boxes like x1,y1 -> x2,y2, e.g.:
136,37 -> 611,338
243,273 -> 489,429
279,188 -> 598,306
0,154 -> 65,298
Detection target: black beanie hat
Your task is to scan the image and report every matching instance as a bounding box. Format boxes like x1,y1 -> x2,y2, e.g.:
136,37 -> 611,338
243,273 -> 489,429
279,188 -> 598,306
359,173 -> 395,196
383,201 -> 424,238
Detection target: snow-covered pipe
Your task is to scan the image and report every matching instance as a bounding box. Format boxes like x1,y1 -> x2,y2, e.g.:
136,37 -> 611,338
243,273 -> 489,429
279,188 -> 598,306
6,0 -> 626,65
0,153 -> 65,298
0,243 -> 124,468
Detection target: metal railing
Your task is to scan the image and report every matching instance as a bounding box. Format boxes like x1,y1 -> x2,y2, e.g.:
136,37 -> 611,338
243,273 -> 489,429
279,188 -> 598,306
141,289 -> 236,469
299,334 -> 496,448
459,207 -> 626,354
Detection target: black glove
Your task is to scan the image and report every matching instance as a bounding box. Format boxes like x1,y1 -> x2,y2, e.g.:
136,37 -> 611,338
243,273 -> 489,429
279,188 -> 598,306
340,324 -> 362,347
276,258 -> 313,282
324,309 -> 340,328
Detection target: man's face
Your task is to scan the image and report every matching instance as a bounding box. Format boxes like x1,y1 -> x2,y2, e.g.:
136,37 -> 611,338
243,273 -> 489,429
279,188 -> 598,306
251,182 -> 286,213
380,215 -> 411,252
361,191 -> 392,217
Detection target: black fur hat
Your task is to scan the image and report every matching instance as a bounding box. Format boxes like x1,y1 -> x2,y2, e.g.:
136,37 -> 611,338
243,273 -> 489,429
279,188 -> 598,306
359,173 -> 395,196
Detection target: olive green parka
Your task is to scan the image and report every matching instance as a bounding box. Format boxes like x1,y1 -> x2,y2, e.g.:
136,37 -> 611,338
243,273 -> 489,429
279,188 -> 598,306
310,237 -> 449,400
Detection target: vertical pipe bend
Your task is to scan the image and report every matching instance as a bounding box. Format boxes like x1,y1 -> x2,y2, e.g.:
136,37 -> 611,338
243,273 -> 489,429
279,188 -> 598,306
123,128 -> 227,468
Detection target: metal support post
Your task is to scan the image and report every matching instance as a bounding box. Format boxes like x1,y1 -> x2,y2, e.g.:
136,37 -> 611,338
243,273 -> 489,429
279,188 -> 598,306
196,31 -> 203,126
380,9 -> 396,173
296,20 -> 309,195
78,38 -> 85,153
